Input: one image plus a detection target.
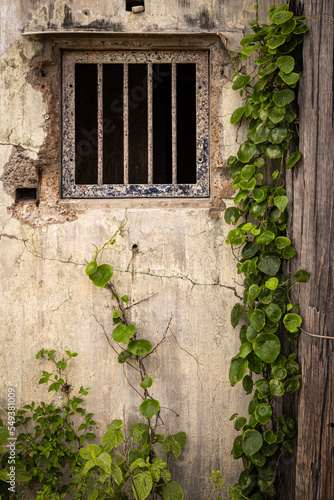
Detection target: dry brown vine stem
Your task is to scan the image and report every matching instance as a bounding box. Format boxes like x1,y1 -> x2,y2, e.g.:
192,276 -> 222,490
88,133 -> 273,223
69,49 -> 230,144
300,327 -> 334,340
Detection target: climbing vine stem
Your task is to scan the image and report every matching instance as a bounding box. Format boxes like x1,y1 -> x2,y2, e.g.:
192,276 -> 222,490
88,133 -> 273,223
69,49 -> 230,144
83,223 -> 186,500
226,3 -> 309,498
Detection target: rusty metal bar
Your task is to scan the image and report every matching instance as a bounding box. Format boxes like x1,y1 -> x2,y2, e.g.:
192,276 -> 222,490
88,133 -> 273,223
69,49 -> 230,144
172,62 -> 177,184
97,63 -> 103,185
147,63 -> 153,184
123,63 -> 129,185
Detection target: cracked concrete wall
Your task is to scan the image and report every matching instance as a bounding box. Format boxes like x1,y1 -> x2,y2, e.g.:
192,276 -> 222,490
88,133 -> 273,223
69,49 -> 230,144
0,0 -> 274,497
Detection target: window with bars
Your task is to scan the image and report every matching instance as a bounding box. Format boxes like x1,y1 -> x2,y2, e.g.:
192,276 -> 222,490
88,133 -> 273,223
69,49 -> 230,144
62,50 -> 209,198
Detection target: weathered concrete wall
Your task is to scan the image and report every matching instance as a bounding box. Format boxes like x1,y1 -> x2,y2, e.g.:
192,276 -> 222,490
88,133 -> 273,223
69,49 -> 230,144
0,0 -> 272,497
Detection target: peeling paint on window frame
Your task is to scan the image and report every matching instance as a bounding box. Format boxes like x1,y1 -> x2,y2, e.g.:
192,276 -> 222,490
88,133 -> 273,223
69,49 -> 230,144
62,50 -> 210,198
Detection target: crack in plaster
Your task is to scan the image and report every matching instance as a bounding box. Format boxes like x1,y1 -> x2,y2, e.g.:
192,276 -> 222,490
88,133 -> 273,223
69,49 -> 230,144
115,267 -> 242,299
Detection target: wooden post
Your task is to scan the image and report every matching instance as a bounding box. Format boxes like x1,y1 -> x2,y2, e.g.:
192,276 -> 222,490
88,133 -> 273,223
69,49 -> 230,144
281,1 -> 334,498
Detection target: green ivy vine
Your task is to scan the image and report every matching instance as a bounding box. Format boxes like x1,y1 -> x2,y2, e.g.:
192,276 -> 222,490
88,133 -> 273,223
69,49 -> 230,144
83,225 -> 186,500
226,3 -> 310,499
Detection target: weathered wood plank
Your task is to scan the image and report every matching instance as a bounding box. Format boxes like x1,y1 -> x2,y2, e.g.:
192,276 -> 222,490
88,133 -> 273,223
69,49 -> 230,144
282,1 -> 334,499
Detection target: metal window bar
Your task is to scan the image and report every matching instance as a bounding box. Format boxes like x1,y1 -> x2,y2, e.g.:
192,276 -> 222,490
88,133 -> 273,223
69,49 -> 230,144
147,63 -> 153,184
172,62 -> 177,185
123,63 -> 129,185
97,63 -> 103,185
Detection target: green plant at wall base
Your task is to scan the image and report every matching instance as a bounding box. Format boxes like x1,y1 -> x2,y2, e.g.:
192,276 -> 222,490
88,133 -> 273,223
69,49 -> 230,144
82,230 -> 185,500
0,350 -> 97,499
226,3 -> 309,498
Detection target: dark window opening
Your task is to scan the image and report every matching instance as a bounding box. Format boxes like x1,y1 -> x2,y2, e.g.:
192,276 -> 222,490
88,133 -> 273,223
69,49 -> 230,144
126,0 -> 144,12
75,64 -> 98,185
153,64 -> 172,184
15,188 -> 37,202
128,64 -> 148,184
177,64 -> 197,184
103,64 -> 124,184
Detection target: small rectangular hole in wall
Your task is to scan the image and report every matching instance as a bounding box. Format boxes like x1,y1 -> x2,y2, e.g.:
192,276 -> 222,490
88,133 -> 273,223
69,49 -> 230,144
126,0 -> 144,12
15,188 -> 37,202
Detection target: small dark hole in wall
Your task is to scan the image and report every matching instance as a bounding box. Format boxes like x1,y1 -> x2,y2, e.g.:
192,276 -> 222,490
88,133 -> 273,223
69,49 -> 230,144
126,0 -> 144,12
132,244 -> 138,250
16,188 -> 37,202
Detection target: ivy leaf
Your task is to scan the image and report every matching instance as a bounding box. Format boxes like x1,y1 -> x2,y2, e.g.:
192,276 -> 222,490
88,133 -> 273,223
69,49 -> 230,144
130,423 -> 149,446
94,452 -> 112,474
162,436 -> 181,457
284,378 -> 300,393
263,303 -> 282,325
128,340 -> 152,356
257,63 -> 277,79
249,201 -> 267,220
110,463 -> 123,485
283,313 -> 302,332
253,188 -> 266,203
254,403 -> 272,425
246,325 -> 258,342
162,481 -> 184,500
279,71 -> 299,86
253,333 -> 281,363
277,55 -> 295,74
295,269 -> 310,282
118,350 -> 132,364
251,309 -> 266,332
286,151 -> 301,169
255,379 -> 270,397
232,75 -> 251,91
133,471 -> 153,500
235,417 -> 247,431
270,10 -> 293,25
248,284 -> 261,300
265,278 -> 279,290
258,254 -> 281,276
224,207 -> 241,225
247,353 -> 262,373
113,324 -> 136,343
253,157 -> 265,168
239,341 -> 253,359
268,124 -> 287,144
273,89 -> 295,107
140,377 -> 153,389
85,261 -> 98,276
89,264 -> 113,287
255,230 -> 275,246
274,195 -> 289,212
231,303 -> 245,329
242,375 -> 253,395
248,124 -> 271,144
267,106 -> 286,124
267,35 -> 286,49
264,143 -> 283,159
230,106 -> 245,124
229,358 -> 249,387
237,141 -> 256,163
285,109 -> 297,123
282,246 -> 296,259
140,399 -> 160,420
263,429 -> 276,444
294,24 -> 309,34
243,429 -> 263,456
277,37 -> 298,54
102,428 -> 124,452
281,18 -> 297,35
241,164 -> 256,182
275,236 -> 291,248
